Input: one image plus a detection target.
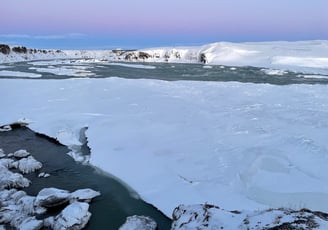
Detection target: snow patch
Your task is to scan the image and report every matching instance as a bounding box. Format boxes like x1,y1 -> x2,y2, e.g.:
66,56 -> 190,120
261,68 -> 288,75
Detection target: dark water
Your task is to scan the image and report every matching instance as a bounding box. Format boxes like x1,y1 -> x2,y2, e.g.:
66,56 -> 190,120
0,127 -> 172,230
2,59 -> 328,85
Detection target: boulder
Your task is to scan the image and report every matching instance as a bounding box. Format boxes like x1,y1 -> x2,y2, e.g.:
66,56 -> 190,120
35,188 -> 70,208
52,202 -> 91,230
13,149 -> 30,158
70,188 -> 100,202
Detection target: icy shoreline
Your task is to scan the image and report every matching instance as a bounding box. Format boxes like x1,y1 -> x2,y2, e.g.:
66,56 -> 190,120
1,40 -> 328,74
2,77 -> 328,218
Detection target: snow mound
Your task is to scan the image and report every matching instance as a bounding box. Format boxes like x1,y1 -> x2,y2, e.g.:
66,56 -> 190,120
13,149 -> 30,158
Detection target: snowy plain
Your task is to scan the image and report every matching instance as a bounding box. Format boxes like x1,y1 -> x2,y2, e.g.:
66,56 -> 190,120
1,41 -> 328,219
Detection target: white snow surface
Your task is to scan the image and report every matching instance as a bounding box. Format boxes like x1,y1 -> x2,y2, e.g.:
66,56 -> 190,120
1,77 -> 328,216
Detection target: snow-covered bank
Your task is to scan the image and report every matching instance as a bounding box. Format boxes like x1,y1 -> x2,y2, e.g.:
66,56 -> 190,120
123,40 -> 328,74
1,41 -> 328,74
1,77 -> 328,217
170,204 -> 328,229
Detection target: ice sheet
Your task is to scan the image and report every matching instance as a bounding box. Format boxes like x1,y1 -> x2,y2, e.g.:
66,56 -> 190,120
1,77 -> 328,216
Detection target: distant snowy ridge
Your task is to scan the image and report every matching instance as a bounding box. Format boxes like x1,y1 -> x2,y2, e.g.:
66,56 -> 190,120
1,41 -> 328,74
0,44 -> 117,63
128,40 -> 328,74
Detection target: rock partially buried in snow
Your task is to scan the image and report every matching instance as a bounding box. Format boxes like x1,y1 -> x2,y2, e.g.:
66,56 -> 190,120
171,204 -> 328,230
119,215 -> 157,230
0,158 -> 15,168
51,202 -> 91,230
35,187 -> 70,208
11,216 -> 43,230
13,149 -> 30,158
70,188 -> 101,202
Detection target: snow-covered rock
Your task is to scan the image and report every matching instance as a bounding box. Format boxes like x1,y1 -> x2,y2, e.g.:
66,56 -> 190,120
171,204 -> 328,230
119,215 -> 157,230
14,156 -> 42,174
51,202 -> 91,230
0,125 -> 12,132
35,188 -> 70,208
11,216 -> 43,230
38,172 -> 50,178
70,188 -> 101,202
0,165 -> 30,189
0,158 -> 15,168
0,148 -> 5,158
13,149 -> 30,158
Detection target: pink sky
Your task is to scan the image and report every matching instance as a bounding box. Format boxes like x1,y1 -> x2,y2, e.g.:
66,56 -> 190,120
1,0 -> 327,48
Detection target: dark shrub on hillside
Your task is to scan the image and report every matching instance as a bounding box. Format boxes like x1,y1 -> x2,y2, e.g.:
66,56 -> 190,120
12,46 -> 28,54
0,44 -> 10,54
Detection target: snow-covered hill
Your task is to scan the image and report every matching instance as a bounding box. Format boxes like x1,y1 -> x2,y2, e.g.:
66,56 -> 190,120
127,40 -> 328,74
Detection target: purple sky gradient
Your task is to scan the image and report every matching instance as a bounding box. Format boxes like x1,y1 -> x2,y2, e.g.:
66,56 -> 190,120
1,0 -> 327,49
